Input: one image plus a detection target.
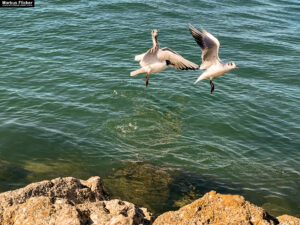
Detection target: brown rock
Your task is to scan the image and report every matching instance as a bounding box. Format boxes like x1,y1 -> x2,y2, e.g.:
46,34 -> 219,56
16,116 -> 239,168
277,215 -> 300,225
80,199 -> 152,225
1,176 -> 298,225
0,176 -> 152,225
153,190 -> 282,225
3,197 -> 81,225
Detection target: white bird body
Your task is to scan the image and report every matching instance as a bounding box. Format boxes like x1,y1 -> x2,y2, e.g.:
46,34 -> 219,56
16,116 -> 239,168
188,24 -> 238,92
130,61 -> 167,76
194,62 -> 233,83
146,62 -> 168,74
137,49 -> 168,73
131,29 -> 198,86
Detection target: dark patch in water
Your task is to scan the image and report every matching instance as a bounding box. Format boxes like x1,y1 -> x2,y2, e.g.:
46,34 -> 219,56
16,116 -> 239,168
0,163 -> 32,192
102,161 -> 240,217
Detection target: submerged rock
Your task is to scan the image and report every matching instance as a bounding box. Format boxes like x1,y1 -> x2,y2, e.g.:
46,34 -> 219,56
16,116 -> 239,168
0,176 -> 152,225
103,163 -> 174,216
153,191 -> 300,225
102,162 -> 205,217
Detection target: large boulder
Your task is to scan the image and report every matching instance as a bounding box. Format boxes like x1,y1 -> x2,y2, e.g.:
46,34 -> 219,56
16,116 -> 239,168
153,191 -> 300,225
0,176 -> 152,225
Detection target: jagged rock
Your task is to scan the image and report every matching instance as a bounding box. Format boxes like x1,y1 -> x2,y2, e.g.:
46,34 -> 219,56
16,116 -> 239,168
2,197 -> 82,225
153,191 -> 299,225
0,176 -> 152,225
0,176 -> 298,225
79,199 -> 151,225
277,215 -> 300,225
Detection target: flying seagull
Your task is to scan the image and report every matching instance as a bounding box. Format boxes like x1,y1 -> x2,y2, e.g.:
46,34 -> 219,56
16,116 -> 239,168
131,29 -> 198,87
188,24 -> 238,93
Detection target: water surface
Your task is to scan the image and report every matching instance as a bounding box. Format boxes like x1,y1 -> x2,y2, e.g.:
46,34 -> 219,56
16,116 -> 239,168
0,0 -> 299,217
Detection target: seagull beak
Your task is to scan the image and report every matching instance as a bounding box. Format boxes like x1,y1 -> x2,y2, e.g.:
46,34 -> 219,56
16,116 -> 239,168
235,66 -> 239,69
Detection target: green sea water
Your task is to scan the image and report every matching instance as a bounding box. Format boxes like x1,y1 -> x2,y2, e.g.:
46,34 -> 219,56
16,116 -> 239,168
0,0 -> 299,217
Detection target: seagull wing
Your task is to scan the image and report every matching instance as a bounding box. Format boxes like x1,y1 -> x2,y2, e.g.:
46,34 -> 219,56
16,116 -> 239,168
188,24 -> 221,69
157,47 -> 199,70
134,52 -> 146,61
139,45 -> 160,67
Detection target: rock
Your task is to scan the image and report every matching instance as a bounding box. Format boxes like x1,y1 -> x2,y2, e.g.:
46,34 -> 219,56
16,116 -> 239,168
153,191 -> 299,225
2,197 -> 82,225
80,199 -> 152,225
277,215 -> 300,225
0,176 -> 152,225
1,177 -> 299,225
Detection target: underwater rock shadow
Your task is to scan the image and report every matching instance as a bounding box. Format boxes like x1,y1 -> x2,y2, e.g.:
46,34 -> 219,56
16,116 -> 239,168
101,161 -> 242,218
0,162 -> 32,192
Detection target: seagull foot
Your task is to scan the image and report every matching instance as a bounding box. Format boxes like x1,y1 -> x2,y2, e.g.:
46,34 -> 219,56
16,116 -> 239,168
210,80 -> 215,93
146,73 -> 149,87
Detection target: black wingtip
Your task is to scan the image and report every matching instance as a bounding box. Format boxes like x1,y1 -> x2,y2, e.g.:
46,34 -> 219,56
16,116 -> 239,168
188,23 -> 194,33
188,24 -> 205,50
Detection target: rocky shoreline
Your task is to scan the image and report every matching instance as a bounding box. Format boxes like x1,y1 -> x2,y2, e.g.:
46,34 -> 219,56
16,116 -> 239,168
0,177 -> 299,225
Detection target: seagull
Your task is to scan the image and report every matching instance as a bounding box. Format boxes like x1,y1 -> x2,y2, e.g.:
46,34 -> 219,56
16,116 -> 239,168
131,29 -> 198,87
188,24 -> 238,93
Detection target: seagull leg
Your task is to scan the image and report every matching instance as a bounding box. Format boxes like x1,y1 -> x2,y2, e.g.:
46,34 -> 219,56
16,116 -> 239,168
146,73 -> 149,87
210,80 -> 215,93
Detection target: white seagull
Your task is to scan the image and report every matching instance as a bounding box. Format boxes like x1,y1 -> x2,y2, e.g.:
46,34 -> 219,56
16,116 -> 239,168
188,24 -> 238,93
131,29 -> 198,87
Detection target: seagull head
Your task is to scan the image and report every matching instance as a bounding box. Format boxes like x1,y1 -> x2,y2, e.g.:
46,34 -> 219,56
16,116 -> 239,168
226,61 -> 238,70
151,29 -> 158,37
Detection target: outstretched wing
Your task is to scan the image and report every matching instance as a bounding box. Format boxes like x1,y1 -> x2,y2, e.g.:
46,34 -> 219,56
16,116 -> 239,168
138,47 -> 159,67
134,53 -> 146,61
157,47 -> 198,70
188,24 -> 221,69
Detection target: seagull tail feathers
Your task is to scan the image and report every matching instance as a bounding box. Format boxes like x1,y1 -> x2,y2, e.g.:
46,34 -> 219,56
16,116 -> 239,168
194,73 -> 207,84
130,67 -> 146,76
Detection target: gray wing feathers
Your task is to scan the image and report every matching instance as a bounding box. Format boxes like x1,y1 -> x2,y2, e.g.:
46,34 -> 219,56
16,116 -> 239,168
140,44 -> 160,67
158,47 -> 198,70
188,24 -> 221,69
